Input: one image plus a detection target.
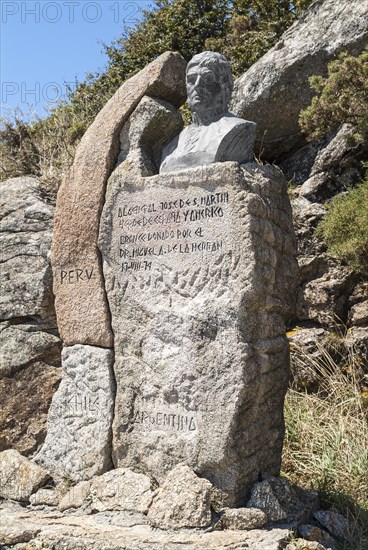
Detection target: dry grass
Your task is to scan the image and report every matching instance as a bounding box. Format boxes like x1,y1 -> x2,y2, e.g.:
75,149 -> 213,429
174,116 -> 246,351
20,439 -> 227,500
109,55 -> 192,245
283,339 -> 368,549
0,106 -> 83,200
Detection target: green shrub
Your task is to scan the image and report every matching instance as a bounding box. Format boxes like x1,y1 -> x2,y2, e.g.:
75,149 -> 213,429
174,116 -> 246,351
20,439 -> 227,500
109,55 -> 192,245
299,49 -> 368,144
315,177 -> 368,273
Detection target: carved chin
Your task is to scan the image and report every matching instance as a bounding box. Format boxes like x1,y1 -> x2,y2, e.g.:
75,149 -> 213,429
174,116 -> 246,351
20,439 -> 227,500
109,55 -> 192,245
189,102 -> 207,112
188,97 -> 202,107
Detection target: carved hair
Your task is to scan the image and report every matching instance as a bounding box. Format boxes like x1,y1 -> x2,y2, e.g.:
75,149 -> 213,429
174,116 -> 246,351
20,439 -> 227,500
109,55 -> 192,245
187,51 -> 234,108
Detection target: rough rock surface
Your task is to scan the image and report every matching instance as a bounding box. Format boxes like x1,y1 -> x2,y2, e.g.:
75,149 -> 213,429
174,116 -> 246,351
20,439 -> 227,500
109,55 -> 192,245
0,176 -> 56,324
231,0 -> 368,160
285,540 -> 327,550
348,281 -> 368,311
0,323 -> 61,377
298,524 -> 336,549
313,510 -> 350,539
30,487 -> 60,507
29,487 -> 61,507
281,125 -> 366,195
0,359 -> 62,455
281,140 -> 325,187
52,51 -> 187,347
247,476 -> 319,525
284,124 -> 366,338
345,328 -> 368,373
247,480 -> 287,522
0,505 -> 293,550
349,301 -> 368,326
58,480 -> 91,511
296,263 -> 357,327
147,464 -> 213,529
118,95 -> 183,176
90,468 -> 157,514
0,176 -> 62,457
99,161 -> 297,505
291,197 -> 326,256
217,507 -> 268,530
35,345 -> 114,481
0,449 -> 50,501
0,524 -> 40,546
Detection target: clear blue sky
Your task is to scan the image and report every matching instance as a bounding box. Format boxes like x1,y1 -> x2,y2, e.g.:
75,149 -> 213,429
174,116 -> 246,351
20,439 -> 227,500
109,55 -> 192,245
1,0 -> 153,119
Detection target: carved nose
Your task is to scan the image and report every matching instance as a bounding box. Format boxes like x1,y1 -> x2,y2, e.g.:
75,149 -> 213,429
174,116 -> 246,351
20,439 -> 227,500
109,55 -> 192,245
194,75 -> 204,87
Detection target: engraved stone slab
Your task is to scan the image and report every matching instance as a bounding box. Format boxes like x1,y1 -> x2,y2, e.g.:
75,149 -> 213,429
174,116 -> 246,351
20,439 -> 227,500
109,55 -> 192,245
98,162 -> 297,506
35,345 -> 114,481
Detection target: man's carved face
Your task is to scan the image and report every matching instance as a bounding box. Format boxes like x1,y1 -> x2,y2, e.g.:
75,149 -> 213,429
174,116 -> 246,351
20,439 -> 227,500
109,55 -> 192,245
186,64 -> 222,113
185,52 -> 233,117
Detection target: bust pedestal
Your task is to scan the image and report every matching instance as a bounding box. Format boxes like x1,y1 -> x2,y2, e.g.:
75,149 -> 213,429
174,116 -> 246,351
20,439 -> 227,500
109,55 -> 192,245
160,115 -> 256,174
98,161 -> 297,505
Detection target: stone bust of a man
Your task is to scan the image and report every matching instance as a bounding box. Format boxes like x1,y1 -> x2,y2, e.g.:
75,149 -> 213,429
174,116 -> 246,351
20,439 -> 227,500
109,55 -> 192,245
160,51 -> 256,174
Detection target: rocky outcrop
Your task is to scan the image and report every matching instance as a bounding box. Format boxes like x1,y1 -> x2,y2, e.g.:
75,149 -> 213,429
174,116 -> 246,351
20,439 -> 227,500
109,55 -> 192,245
58,480 -> 91,511
296,262 -> 357,327
52,51 -> 187,348
281,125 -> 366,199
0,503 -> 294,549
0,176 -> 56,324
217,507 -> 268,530
286,540 -> 327,550
90,468 -> 157,514
298,524 -> 336,549
0,323 -> 61,378
313,510 -> 350,540
0,451 -> 330,550
0,176 -> 62,456
147,464 -> 213,529
231,0 -> 368,160
345,327 -> 368,374
30,487 -> 61,507
0,469 -> 324,549
247,476 -> 319,526
283,120 -> 367,390
0,449 -> 50,501
291,197 -> 326,257
0,359 -> 61,455
118,95 -> 183,176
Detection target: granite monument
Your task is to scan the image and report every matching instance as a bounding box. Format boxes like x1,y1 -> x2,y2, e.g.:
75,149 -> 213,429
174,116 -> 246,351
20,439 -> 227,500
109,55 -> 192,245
98,53 -> 297,505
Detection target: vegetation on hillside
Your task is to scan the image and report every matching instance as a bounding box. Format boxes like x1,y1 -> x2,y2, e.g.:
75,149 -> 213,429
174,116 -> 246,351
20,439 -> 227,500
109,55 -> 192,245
315,176 -> 368,274
299,48 -> 368,145
0,0 -> 314,188
0,106 -> 81,195
299,49 -> 368,275
286,48 -> 368,545
283,337 -> 368,549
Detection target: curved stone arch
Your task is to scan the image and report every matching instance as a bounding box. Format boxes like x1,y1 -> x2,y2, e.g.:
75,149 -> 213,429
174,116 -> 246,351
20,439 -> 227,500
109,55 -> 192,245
52,52 -> 187,348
